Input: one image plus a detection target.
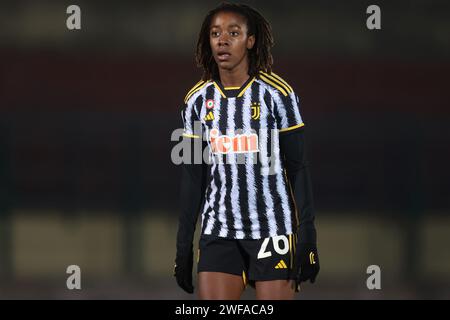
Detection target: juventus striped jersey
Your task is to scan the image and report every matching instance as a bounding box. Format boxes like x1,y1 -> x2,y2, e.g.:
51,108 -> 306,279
181,71 -> 304,240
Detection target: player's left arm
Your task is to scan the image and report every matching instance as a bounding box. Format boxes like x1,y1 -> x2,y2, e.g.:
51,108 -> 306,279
275,89 -> 320,287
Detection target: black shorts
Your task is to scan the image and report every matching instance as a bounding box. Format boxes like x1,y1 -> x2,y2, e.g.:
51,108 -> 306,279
197,233 -> 297,287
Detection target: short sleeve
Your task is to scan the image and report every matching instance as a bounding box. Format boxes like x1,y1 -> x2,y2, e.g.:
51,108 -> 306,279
181,100 -> 201,139
273,91 -> 305,133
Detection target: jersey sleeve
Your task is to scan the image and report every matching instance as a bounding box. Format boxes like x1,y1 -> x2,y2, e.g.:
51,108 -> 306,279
273,91 -> 305,133
181,99 -> 201,139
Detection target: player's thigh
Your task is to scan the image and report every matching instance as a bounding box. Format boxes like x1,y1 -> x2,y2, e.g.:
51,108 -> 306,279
198,271 -> 245,300
197,235 -> 246,300
241,234 -> 296,299
255,279 -> 295,300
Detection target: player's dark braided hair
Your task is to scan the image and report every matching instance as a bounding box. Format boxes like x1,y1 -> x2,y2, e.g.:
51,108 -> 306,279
196,2 -> 274,81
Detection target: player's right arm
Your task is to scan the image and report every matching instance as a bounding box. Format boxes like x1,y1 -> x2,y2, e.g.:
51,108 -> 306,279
174,84 -> 207,294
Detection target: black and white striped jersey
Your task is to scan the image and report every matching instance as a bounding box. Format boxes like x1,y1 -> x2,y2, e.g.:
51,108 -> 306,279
181,71 -> 305,240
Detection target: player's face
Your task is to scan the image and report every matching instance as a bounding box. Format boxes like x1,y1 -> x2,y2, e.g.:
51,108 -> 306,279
209,11 -> 255,73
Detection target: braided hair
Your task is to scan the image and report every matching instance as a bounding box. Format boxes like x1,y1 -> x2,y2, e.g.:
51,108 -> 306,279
196,2 -> 274,81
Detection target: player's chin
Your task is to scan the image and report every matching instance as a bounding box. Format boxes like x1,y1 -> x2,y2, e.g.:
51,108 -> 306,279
215,59 -> 235,70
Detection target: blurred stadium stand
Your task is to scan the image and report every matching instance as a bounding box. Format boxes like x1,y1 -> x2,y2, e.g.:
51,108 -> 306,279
0,0 -> 449,299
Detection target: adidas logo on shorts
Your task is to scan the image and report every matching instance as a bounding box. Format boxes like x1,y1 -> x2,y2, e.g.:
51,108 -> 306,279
275,259 -> 288,269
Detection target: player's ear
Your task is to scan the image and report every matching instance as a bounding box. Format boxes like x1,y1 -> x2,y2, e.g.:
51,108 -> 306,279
247,34 -> 255,50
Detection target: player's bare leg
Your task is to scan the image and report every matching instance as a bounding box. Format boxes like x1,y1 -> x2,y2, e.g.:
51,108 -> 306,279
255,280 -> 296,300
198,272 -> 245,300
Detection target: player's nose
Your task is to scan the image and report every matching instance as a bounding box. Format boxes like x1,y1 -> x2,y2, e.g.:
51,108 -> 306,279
218,33 -> 230,46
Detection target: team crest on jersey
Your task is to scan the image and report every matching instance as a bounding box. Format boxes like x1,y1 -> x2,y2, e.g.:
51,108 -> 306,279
251,102 -> 260,120
209,128 -> 259,154
206,99 -> 215,109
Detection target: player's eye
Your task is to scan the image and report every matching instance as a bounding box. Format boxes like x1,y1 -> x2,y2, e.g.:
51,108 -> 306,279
230,31 -> 239,36
211,31 -> 220,37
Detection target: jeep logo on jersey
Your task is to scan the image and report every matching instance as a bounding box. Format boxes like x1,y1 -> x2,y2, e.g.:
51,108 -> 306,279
209,128 -> 259,154
251,102 -> 260,120
206,99 -> 214,109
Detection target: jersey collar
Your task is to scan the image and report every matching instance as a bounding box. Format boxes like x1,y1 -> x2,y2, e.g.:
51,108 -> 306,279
213,76 -> 255,99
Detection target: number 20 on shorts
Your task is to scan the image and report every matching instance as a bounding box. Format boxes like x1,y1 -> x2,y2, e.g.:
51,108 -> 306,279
257,235 -> 289,259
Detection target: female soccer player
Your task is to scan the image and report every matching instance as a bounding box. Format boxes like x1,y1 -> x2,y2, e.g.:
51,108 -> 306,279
174,2 -> 319,300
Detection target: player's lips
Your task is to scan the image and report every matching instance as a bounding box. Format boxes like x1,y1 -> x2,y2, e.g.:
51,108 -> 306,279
217,51 -> 231,61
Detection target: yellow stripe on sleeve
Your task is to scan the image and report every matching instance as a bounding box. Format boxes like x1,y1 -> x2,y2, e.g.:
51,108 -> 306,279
260,72 -> 292,94
184,81 -> 209,103
269,72 -> 294,92
259,74 -> 288,96
182,133 -> 200,138
184,80 -> 204,101
279,122 -> 305,133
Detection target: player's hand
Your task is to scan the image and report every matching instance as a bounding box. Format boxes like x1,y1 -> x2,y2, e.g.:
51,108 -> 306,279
174,246 -> 194,294
295,243 -> 320,289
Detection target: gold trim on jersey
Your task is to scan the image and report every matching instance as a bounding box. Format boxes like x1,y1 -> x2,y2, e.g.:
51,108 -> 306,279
237,77 -> 256,97
289,234 -> 293,269
242,271 -> 247,286
186,80 -> 205,96
279,123 -> 305,133
213,82 -> 227,99
182,133 -> 200,139
260,71 -> 293,94
259,71 -> 293,96
212,77 -> 255,99
268,72 -> 294,92
184,80 -> 203,101
259,74 -> 288,96
184,80 -> 209,103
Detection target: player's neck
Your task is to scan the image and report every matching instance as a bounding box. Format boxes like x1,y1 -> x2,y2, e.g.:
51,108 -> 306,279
218,61 -> 250,88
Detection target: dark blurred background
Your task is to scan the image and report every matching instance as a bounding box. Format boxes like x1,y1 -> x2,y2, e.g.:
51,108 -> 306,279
0,0 -> 449,299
